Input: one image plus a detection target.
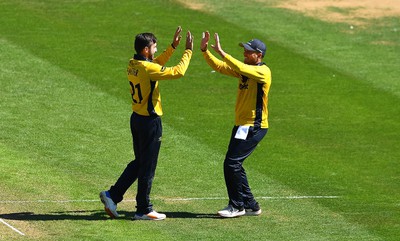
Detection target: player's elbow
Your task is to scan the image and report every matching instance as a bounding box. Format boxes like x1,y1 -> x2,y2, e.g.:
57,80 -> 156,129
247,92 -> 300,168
172,68 -> 187,78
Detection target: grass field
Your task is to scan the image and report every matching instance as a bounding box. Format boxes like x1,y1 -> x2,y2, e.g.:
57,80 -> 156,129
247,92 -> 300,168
1,0 -> 399,240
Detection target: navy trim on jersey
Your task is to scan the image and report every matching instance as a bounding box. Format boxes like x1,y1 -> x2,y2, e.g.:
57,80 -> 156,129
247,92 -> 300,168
147,80 -> 157,116
254,82 -> 264,128
253,62 -> 267,128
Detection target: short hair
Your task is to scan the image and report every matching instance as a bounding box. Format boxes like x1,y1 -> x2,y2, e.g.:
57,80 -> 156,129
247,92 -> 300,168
134,33 -> 157,54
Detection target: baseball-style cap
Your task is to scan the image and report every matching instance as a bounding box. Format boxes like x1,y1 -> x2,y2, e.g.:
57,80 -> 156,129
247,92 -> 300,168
239,39 -> 266,57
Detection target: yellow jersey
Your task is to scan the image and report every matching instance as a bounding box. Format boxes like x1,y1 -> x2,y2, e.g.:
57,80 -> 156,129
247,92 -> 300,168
202,50 -> 271,128
127,45 -> 192,116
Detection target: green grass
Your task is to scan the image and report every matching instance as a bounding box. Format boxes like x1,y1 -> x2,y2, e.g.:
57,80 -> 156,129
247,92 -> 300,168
1,0 -> 399,240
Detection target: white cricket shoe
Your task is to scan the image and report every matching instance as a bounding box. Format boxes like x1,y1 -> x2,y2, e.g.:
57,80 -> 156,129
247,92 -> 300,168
217,205 -> 245,218
99,191 -> 119,218
245,202 -> 262,216
133,211 -> 166,221
245,208 -> 262,216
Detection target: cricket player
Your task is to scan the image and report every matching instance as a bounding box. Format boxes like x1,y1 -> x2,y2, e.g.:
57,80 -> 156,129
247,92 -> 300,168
200,31 -> 271,218
100,26 -> 193,221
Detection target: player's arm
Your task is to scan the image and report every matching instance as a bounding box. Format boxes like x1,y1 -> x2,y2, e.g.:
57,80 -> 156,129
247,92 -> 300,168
148,50 -> 192,80
153,26 -> 183,66
201,31 -> 239,77
153,45 -> 174,66
149,31 -> 193,80
202,50 -> 239,77
224,54 -> 270,83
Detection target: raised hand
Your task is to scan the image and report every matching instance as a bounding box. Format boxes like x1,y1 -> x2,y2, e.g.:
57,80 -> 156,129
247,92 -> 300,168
210,33 -> 226,58
186,30 -> 193,50
172,26 -> 182,48
210,33 -> 220,52
201,31 -> 210,51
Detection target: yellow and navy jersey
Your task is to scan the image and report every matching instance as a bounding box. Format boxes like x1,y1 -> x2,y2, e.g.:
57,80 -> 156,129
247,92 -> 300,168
202,50 -> 271,128
127,45 -> 192,116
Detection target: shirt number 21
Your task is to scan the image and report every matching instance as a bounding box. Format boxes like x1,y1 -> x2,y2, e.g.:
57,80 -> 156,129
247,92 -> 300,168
129,82 -> 143,104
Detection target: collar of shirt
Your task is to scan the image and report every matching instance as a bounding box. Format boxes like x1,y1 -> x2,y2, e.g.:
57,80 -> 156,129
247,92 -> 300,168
134,54 -> 152,62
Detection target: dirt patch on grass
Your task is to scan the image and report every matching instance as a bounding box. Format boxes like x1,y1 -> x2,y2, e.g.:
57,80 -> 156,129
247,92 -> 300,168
178,0 -> 400,26
273,0 -> 400,25
179,2 -> 205,11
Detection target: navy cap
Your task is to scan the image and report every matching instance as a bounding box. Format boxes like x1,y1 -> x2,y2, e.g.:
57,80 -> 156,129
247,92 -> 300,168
239,39 -> 266,57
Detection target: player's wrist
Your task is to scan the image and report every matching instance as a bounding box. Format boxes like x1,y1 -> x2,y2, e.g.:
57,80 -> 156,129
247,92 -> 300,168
171,43 -> 176,49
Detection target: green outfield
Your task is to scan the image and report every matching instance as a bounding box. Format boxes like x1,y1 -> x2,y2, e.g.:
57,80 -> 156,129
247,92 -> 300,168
0,0 -> 399,240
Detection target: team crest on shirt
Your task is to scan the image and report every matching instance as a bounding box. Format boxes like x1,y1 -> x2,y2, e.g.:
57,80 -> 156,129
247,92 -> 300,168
128,68 -> 139,76
239,75 -> 249,90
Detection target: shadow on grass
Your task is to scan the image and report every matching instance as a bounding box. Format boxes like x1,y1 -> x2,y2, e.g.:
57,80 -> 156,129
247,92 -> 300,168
0,210 -> 219,221
163,212 -> 219,219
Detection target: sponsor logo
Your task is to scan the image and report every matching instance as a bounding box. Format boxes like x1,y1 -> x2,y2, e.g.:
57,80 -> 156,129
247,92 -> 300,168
240,75 -> 249,90
239,83 -> 248,90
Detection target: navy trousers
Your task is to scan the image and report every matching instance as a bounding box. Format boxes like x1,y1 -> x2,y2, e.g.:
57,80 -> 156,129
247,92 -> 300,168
224,126 -> 268,209
109,112 -> 162,214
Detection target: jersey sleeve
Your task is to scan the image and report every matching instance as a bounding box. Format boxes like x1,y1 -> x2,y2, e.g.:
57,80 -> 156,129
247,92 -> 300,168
148,49 -> 192,80
153,45 -> 175,66
202,50 -> 240,78
224,54 -> 270,83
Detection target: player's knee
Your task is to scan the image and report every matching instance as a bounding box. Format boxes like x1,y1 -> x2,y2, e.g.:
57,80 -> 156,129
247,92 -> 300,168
224,159 -> 242,172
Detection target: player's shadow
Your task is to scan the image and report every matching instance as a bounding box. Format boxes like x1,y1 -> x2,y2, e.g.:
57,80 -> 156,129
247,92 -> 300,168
0,210 -> 218,221
162,212 -> 219,219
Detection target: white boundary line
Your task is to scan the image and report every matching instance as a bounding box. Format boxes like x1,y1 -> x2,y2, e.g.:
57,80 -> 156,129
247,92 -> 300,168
0,218 -> 25,236
0,196 -> 339,204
